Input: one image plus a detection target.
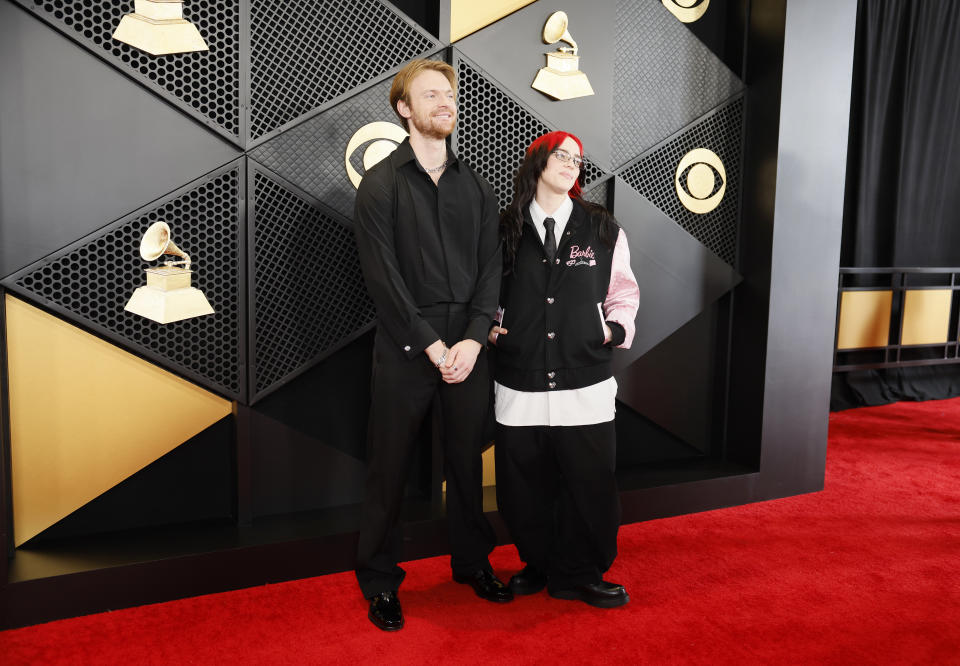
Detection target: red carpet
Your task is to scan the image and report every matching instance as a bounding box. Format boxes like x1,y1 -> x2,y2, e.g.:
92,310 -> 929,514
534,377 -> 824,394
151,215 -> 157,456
3,398 -> 960,664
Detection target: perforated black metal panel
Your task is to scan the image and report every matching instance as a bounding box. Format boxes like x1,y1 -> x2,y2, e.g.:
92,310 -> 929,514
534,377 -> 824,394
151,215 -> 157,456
582,179 -> 612,209
454,55 -> 606,211
22,0 -> 240,139
611,0 -> 743,168
7,165 -> 244,398
250,169 -> 376,400
618,97 -> 743,266
249,0 -> 440,141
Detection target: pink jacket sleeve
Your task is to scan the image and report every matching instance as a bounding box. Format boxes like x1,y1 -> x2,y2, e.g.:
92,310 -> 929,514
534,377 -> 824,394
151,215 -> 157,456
603,228 -> 640,349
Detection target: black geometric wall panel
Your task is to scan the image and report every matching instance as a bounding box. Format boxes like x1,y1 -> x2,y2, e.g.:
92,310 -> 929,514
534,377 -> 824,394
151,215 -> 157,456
251,410 -> 367,518
249,166 -> 376,401
249,0 -> 440,141
618,97 -> 744,266
610,175 -> 741,372
455,53 -> 607,211
250,76 -> 399,221
615,304 -> 721,455
0,2 -> 242,280
3,163 -> 245,399
17,0 -> 240,141
611,0 -> 743,168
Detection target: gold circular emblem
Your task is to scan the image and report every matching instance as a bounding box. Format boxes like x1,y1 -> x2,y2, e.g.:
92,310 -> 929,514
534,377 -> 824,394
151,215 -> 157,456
675,148 -> 726,214
662,0 -> 710,23
345,122 -> 408,189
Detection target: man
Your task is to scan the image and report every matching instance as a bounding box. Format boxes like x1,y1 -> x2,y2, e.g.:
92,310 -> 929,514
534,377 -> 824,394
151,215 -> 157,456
352,59 -> 512,632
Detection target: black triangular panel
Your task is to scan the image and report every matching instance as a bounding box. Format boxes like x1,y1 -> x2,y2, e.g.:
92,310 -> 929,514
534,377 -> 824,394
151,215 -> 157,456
610,175 -> 741,370
249,0 -> 441,141
250,410 -> 368,518
250,76 -> 400,221
454,52 -> 607,210
611,0 -> 744,168
13,0 -> 241,142
616,302 -> 723,454
617,97 -> 744,266
0,3 -> 241,280
26,417 -> 233,545
251,331 -> 373,462
248,163 -> 376,402
3,162 -> 246,399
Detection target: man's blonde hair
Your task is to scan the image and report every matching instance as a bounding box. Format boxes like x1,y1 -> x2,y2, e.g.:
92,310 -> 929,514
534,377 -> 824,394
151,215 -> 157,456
389,59 -> 457,131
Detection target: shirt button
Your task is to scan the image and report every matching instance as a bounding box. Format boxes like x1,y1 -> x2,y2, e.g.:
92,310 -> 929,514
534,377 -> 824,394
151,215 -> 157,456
547,371 -> 556,379
548,381 -> 557,389
547,332 -> 556,340
403,345 -> 411,352
546,297 -> 555,304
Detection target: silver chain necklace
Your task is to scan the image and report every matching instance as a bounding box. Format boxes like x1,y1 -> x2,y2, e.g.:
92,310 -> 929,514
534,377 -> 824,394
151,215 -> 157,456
423,159 -> 450,174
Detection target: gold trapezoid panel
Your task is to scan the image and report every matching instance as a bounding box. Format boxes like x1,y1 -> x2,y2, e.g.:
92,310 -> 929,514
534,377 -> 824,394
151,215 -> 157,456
5,295 -> 232,546
901,289 -> 952,346
836,290 -> 892,350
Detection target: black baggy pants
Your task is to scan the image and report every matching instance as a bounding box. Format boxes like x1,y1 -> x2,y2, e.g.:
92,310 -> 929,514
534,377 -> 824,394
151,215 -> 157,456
495,420 -> 620,592
356,310 -> 496,599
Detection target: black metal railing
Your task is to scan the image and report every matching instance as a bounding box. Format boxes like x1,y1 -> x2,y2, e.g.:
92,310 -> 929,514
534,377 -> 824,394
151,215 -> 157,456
834,267 -> 960,372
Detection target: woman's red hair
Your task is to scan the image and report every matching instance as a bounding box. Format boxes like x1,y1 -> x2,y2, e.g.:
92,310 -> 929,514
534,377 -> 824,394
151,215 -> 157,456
526,131 -> 584,199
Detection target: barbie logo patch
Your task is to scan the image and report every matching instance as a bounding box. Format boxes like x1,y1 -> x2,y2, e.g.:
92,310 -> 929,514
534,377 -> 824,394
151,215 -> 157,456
566,245 -> 597,267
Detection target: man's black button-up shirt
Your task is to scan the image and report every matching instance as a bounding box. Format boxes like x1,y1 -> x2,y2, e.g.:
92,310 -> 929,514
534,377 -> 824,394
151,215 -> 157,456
353,138 -> 502,359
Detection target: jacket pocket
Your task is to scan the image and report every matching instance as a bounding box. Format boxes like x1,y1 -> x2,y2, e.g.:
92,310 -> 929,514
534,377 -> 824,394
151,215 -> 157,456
596,302 -> 607,345
495,308 -> 512,351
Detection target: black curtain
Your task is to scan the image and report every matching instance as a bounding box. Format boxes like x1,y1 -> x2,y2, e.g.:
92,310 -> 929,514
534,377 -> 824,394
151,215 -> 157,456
833,0 -> 960,409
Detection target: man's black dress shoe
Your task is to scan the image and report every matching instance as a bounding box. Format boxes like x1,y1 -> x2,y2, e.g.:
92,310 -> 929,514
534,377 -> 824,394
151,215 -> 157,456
508,565 -> 548,595
368,591 -> 403,631
549,581 -> 630,608
453,570 -> 514,602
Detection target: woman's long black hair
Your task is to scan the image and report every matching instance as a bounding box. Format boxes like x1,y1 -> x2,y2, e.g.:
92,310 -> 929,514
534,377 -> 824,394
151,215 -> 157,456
500,136 -> 617,274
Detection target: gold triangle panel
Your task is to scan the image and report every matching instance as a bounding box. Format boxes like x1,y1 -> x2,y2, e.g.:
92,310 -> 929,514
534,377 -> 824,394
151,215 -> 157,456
5,295 -> 232,546
448,0 -> 538,42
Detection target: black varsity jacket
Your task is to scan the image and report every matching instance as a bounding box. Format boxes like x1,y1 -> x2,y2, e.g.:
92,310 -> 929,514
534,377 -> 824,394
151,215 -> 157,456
495,200 -> 630,392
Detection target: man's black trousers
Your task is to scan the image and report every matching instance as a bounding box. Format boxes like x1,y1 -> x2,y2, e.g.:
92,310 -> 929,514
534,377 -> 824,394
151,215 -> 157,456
495,420 -> 620,592
356,312 -> 496,599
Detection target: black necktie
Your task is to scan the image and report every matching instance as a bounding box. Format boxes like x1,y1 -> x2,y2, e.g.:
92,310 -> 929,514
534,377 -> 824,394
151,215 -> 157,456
543,217 -> 557,263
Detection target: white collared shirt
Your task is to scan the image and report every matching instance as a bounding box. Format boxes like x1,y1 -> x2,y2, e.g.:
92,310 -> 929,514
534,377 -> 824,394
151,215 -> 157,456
529,196 -> 573,246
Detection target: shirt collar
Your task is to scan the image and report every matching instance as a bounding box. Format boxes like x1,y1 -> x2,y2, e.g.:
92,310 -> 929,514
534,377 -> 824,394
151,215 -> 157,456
529,196 -> 573,228
393,137 -> 460,172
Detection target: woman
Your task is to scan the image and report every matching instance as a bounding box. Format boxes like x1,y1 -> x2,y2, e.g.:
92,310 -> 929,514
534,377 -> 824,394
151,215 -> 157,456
490,131 -> 639,608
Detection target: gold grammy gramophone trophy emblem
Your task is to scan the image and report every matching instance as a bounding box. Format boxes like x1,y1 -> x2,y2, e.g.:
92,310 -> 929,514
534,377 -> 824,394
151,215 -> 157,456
531,11 -> 595,101
112,0 -> 208,55
124,221 -> 214,324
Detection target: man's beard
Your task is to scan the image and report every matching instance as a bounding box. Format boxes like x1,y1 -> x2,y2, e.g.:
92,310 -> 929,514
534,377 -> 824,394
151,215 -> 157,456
410,108 -> 455,140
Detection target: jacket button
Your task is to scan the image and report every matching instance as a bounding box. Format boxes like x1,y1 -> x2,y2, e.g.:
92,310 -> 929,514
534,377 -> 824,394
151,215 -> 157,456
546,297 -> 555,304
555,258 -> 560,264
547,371 -> 556,379
548,381 -> 557,389
403,345 -> 411,352
541,258 -> 547,263
547,332 -> 556,340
